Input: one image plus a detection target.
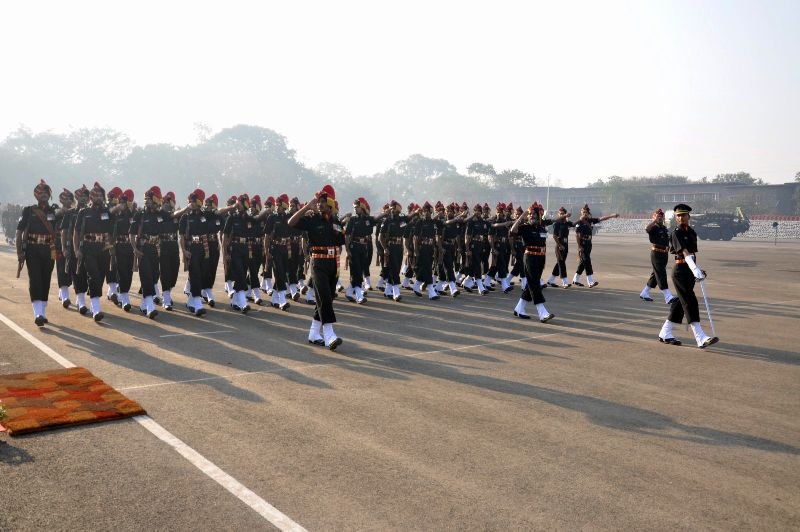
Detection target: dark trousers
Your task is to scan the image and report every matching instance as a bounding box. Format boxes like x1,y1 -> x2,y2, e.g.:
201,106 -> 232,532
261,254 -> 273,280
646,250 -> 669,290
204,242 -> 220,290
551,245 -> 569,278
288,242 -> 302,285
668,265 -> 700,323
82,243 -> 110,298
349,242 -> 369,287
403,242 -> 415,279
247,248 -> 264,290
494,243 -> 509,278
138,245 -> 160,297
468,241 -> 484,278
159,241 -> 179,291
26,244 -> 55,301
72,252 -> 88,294
271,245 -> 289,291
311,257 -> 337,324
188,243 -> 209,298
521,255 -> 546,305
575,242 -> 593,276
230,244 -> 250,292
416,245 -> 434,284
510,246 -> 524,277
116,245 -> 134,293
386,244 -> 403,285
365,242 -> 373,278
439,244 -> 457,282
56,245 -> 70,288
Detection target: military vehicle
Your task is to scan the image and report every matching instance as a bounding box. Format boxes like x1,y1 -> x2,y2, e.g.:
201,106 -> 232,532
666,207 -> 749,241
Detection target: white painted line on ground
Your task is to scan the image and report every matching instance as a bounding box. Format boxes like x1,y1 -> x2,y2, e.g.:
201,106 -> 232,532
0,311 -> 307,532
159,330 -> 233,338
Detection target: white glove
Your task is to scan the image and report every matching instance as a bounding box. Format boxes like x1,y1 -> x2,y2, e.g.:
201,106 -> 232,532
684,255 -> 704,280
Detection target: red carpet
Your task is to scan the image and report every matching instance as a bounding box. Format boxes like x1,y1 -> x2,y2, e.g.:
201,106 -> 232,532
0,367 -> 146,436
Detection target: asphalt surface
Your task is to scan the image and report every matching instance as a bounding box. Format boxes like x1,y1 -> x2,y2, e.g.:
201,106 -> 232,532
1,235 -> 798,530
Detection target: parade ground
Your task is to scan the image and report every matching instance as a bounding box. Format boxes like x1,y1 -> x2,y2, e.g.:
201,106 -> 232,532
1,234 -> 798,531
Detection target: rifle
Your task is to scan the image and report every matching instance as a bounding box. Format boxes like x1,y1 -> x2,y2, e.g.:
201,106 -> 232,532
16,228 -> 27,278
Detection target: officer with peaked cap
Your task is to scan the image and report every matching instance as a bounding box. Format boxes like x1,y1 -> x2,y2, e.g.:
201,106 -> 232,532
658,203 -> 719,348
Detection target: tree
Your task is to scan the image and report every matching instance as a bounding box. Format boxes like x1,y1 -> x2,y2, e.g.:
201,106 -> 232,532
496,168 -> 536,188
712,172 -> 756,185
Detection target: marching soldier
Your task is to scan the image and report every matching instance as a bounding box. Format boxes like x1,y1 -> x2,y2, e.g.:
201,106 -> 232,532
411,202 -> 443,299
489,202 -> 513,293
287,197 -> 305,300
658,204 -> 719,348
509,202 -> 568,322
222,194 -> 255,313
639,208 -> 677,304
464,203 -> 490,295
158,191 -> 181,310
63,185 -> 90,310
16,179 -> 58,326
546,206 -> 574,288
263,194 -> 293,310
109,189 -> 136,311
54,188 -> 75,307
572,204 -> 619,287
178,189 -> 210,316
288,185 -> 345,350
344,197 -> 378,304
202,193 -> 223,307
104,187 -> 124,304
130,186 -> 163,319
73,182 -> 114,322
436,202 -> 465,297
379,200 -> 407,301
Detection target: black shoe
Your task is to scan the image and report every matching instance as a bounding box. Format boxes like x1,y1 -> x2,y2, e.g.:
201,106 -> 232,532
153,296 -> 162,305
451,289 -> 460,298
242,305 -> 251,314
231,304 -> 242,312
573,282 -> 584,287
78,305 -> 89,315
246,295 -> 255,302
148,309 -> 158,319
345,295 -> 355,302
202,295 -> 209,303
328,337 -> 343,351
640,296 -> 654,302
164,305 -> 173,311
254,298 -> 264,306
659,337 -> 682,346
62,299 -> 71,309
429,295 -> 440,301
306,299 -> 316,305
300,285 -> 308,295
34,315 -> 46,327
271,302 -> 280,308
308,338 -> 325,346
93,312 -> 104,322
186,304 -> 196,313
291,292 -> 300,302
700,336 -> 719,349
279,302 -> 290,311
485,285 -> 495,292
336,285 -> 344,293
195,308 -> 207,317
108,293 -> 119,305
561,284 -> 570,289
540,313 -> 555,323
412,290 -> 423,297
208,299 -> 215,308
588,281 -> 599,288
667,297 -> 678,305
503,286 -> 513,294
547,282 -> 559,288
513,311 -> 531,320
123,303 -> 132,312
393,295 -> 402,302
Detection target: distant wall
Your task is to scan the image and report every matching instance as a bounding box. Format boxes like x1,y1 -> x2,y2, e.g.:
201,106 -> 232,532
596,218 -> 800,239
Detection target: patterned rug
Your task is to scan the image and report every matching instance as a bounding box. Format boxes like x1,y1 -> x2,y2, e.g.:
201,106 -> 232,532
0,367 -> 146,436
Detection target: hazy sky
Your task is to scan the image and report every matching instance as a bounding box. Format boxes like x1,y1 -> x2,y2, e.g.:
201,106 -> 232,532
2,0 -> 798,186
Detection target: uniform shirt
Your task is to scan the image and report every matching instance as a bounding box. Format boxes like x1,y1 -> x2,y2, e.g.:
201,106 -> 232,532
440,219 -> 461,242
574,217 -> 600,244
17,204 -> 58,237
465,217 -> 490,242
111,207 -> 135,242
646,222 -> 670,247
76,205 -> 114,236
222,212 -> 256,239
294,213 -> 345,247
670,224 -> 698,256
516,220 -> 554,247
160,211 -> 179,238
552,220 -> 575,245
490,219 -> 510,239
203,210 -> 225,236
179,210 -> 212,238
61,208 -> 82,250
414,218 -> 441,242
264,211 -> 293,240
130,209 -> 167,238
346,214 -> 376,239
380,214 -> 408,240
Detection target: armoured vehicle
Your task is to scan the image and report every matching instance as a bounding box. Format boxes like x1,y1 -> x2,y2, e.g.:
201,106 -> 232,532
667,207 -> 749,241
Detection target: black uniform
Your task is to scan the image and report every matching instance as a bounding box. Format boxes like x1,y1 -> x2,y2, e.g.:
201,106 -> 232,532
380,214 -> 407,286
516,220 -> 554,305
64,208 -> 88,296
265,211 -> 293,292
668,224 -> 701,324
179,210 -> 213,299
345,213 -> 376,289
75,205 -> 114,298
489,219 -> 511,281
465,216 -> 490,279
54,208 -> 70,290
574,217 -> 600,277
203,209 -> 223,293
294,213 -> 345,324
111,206 -> 136,296
438,218 -> 460,283
130,208 -> 165,298
646,221 -> 671,290
17,204 -> 57,302
414,218 -> 441,286
550,219 -> 575,279
223,211 -> 257,294
159,213 -> 180,294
